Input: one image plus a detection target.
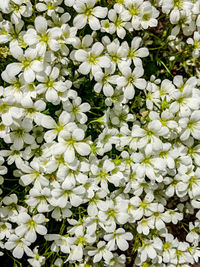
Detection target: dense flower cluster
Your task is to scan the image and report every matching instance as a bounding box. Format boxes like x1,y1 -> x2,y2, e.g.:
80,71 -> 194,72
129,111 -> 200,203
0,0 -> 200,266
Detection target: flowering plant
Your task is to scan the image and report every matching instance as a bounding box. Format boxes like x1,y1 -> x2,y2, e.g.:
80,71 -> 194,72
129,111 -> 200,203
1,0 -> 200,266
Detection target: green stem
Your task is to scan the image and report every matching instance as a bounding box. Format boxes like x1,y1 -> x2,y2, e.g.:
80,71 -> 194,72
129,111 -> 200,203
160,60 -> 173,77
8,253 -> 22,267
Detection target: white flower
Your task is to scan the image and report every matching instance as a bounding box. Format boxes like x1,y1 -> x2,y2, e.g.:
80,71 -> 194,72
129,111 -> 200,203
0,73 -> 21,101
131,121 -> 164,154
148,204 -> 171,230
75,42 -> 110,75
87,189 -> 108,216
119,125 -> 140,150
117,66 -> 146,99
15,213 -> 47,243
5,234 -> 32,259
129,194 -> 155,221
0,145 -> 25,169
162,233 -> 178,263
174,242 -> 191,265
23,16 -> 61,54
109,104 -> 135,127
36,0 -> 63,16
106,39 -> 128,71
20,159 -> 49,187
51,183 -> 85,207
91,158 -> 115,192
6,45 -> 44,83
0,20 -> 24,47
100,19 -> 115,35
137,218 -> 154,235
94,128 -> 118,156
36,65 -> 69,103
61,24 -> 77,45
0,0 -> 10,11
67,244 -> 83,262
186,222 -> 200,245
139,241 -> 158,262
53,127 -> 91,163
122,37 -> 149,66
123,0 -> 144,30
104,253 -> 126,267
43,111 -> 73,142
149,110 -> 178,139
164,209 -> 183,224
73,0 -> 108,30
186,141 -> 200,166
145,81 -> 160,110
26,186 -> 51,213
94,67 -> 116,97
108,5 -> 130,39
104,228 -> 133,251
5,0 -> 32,25
45,234 -> 73,254
179,111 -> 200,141
27,246 -> 45,267
170,76 -> 199,117
6,118 -> 35,150
63,97 -> 90,124
187,31 -> 200,59
177,167 -> 200,198
159,78 -> 176,101
98,198 -> 129,232
2,193 -> 20,220
0,222 -> 12,240
88,241 -> 113,263
139,1 -> 159,29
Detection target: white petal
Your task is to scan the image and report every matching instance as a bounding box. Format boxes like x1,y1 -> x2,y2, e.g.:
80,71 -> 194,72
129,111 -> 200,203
35,16 -> 47,33
13,246 -> 24,259
46,88 -> 58,103
180,129 -> 190,141
64,145 -> 75,163
134,78 -> 146,89
135,47 -> 149,57
41,115 -> 56,129
78,62 -> 91,75
24,68 -> 35,83
124,84 -> 135,99
6,63 -> 22,76
117,77 -> 127,87
10,45 -> 23,60
93,7 -> 107,18
103,84 -> 114,96
26,229 -> 37,243
74,142 -> 91,156
36,3 -> 47,12
92,42 -> 104,56
50,67 -> 59,80
98,56 -> 110,68
72,128 -> 84,141
23,30 -> 38,46
93,252 -> 102,263
31,60 -> 43,72
117,238 -> 129,251
75,49 -> 87,62
89,16 -> 100,30
36,225 -> 47,235
13,138 -> 23,150
73,14 -> 87,29
70,194 -> 82,207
